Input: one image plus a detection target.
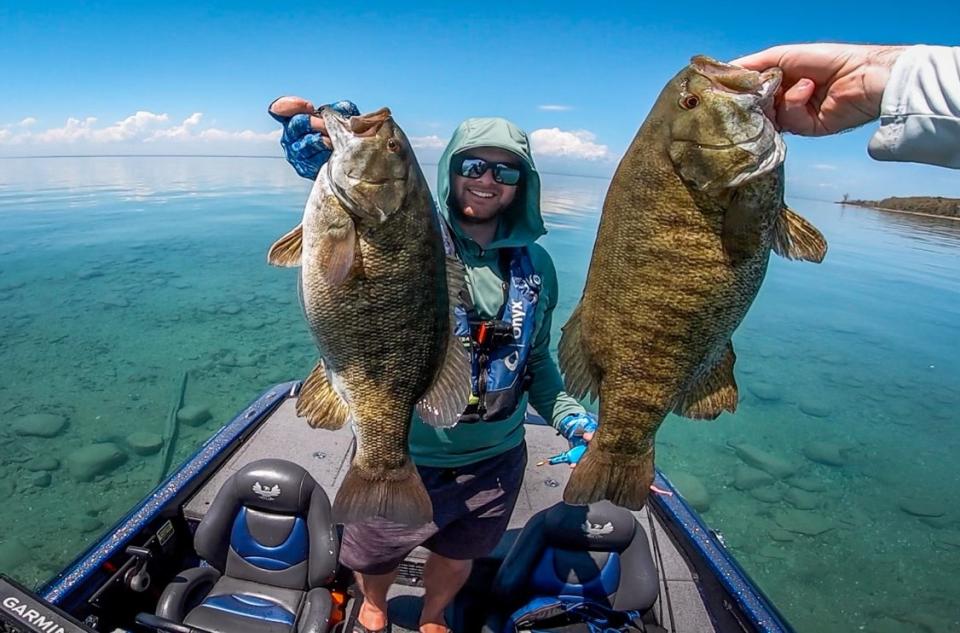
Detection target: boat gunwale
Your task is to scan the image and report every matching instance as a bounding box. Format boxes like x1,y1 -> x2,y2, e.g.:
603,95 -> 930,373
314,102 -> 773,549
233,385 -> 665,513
648,470 -> 795,633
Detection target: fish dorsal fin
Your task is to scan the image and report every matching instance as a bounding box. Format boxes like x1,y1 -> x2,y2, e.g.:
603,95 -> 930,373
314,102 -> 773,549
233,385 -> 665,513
772,207 -> 828,263
558,302 -> 601,402
297,361 -> 351,430
416,254 -> 471,428
674,342 -> 738,420
267,224 -> 303,267
319,221 -> 358,286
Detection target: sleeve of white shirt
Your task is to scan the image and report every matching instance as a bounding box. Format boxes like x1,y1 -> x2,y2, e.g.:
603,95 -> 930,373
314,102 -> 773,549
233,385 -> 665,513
868,45 -> 960,169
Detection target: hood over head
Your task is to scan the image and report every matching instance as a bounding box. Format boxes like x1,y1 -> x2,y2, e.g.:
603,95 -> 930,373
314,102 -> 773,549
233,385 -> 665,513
437,117 -> 545,250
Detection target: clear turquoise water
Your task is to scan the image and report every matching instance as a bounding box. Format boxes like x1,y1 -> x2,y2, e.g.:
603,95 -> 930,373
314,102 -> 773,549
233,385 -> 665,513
1,157 -> 958,632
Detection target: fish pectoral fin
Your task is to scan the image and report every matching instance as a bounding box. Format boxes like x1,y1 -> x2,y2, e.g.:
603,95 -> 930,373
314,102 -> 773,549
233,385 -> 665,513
296,361 -> 351,430
558,303 -> 600,402
772,207 -> 828,263
415,254 -> 473,428
415,335 -> 470,428
319,222 -> 358,286
267,224 -> 304,267
674,343 -> 739,420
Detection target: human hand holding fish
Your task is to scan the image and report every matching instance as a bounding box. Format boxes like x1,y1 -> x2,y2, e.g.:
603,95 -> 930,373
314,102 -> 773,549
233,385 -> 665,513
542,413 -> 598,468
731,43 -> 905,137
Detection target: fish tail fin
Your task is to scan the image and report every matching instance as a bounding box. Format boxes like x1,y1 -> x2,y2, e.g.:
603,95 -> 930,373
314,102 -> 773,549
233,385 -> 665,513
563,445 -> 655,511
333,460 -> 432,526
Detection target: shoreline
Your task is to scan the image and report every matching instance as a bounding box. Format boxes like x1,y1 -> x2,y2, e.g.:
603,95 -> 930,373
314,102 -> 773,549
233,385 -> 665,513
836,202 -> 960,222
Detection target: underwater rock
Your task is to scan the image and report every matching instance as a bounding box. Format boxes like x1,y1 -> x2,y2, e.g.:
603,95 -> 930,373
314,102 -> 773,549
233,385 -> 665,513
219,305 -> 242,316
898,498 -> 945,518
238,367 -> 260,381
798,399 -> 832,418
920,514 -> 954,529
177,404 -> 212,427
774,509 -> 835,536
768,528 -> 796,542
733,465 -> 775,491
933,530 -> 960,550
757,543 -> 788,559
750,486 -> 782,503
126,431 -> 163,456
730,442 -> 795,478
784,488 -> 820,510
866,617 -> 908,633
0,538 -> 30,572
75,516 -> 103,534
668,472 -> 710,512
171,281 -> 192,290
100,295 -> 130,308
66,443 -> 127,482
786,476 -> 828,493
13,413 -> 68,438
30,472 -> 52,488
25,456 -> 60,471
86,498 -> 112,516
747,382 -> 781,402
0,480 -> 14,497
234,353 -> 260,367
803,441 -> 848,467
77,269 -> 104,280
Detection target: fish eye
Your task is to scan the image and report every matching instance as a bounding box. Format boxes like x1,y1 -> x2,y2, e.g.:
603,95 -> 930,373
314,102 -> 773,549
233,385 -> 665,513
680,94 -> 701,110
386,138 -> 401,153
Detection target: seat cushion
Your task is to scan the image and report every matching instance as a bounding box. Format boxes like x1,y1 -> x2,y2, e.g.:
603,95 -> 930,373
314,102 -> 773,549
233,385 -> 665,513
184,576 -> 306,633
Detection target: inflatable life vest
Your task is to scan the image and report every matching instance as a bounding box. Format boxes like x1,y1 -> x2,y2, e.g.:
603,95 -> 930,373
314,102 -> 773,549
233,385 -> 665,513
454,247 -> 541,423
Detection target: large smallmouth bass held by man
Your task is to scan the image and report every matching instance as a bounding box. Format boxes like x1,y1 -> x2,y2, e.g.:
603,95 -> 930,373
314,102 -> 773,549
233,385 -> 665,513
559,56 -> 828,510
268,106 -> 470,526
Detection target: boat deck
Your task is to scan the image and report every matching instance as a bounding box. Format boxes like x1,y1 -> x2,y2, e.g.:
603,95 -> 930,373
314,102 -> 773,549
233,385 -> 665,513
184,396 -> 715,632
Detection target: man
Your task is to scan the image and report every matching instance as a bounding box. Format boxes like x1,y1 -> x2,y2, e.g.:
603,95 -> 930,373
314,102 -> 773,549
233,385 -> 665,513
269,99 -> 597,633
732,43 -> 959,169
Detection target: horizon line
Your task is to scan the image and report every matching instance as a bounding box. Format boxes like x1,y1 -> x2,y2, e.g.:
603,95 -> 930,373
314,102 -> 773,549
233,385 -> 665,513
0,153 -> 612,181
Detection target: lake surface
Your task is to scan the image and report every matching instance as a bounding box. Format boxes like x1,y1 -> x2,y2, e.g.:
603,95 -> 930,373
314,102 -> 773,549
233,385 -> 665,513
1,157 -> 958,632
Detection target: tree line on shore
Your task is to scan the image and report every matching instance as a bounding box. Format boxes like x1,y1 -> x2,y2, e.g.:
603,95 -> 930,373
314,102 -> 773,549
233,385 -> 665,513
840,195 -> 960,218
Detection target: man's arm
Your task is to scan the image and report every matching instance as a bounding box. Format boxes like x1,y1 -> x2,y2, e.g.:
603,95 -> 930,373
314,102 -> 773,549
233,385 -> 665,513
732,43 -> 960,169
868,46 -> 960,169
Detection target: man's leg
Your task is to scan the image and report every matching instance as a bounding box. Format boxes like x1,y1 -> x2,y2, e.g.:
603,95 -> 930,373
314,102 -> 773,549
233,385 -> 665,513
419,552 -> 472,633
355,568 -> 399,631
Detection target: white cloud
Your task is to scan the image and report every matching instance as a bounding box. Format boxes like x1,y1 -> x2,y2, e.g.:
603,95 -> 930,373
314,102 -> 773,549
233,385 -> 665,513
537,104 -> 573,112
0,110 -> 279,147
812,163 -> 838,171
529,128 -> 609,160
146,112 -> 203,141
29,111 -> 170,143
409,135 -> 446,150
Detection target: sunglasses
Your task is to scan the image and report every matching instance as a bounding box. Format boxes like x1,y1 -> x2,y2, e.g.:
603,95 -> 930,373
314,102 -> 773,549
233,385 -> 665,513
453,155 -> 522,186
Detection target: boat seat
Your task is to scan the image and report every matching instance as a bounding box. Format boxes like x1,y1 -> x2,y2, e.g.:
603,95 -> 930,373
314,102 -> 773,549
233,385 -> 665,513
151,459 -> 339,633
483,501 -> 659,632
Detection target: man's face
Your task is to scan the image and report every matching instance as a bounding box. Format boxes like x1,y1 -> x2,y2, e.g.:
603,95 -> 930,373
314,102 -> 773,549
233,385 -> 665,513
451,147 -> 521,223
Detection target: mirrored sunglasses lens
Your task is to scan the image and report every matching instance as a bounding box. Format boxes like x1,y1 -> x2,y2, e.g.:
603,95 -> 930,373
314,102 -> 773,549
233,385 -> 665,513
494,165 -> 521,185
460,158 -> 488,179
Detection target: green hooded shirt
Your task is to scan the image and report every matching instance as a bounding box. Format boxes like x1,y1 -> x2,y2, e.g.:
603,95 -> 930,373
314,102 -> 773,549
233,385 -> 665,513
408,117 -> 586,467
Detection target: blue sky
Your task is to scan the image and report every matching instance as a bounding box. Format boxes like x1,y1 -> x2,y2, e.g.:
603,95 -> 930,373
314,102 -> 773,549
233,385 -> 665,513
1,1 -> 957,198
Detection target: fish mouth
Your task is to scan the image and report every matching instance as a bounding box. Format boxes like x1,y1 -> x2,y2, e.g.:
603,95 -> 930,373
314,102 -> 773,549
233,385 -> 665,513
691,55 -> 781,126
690,55 -> 782,102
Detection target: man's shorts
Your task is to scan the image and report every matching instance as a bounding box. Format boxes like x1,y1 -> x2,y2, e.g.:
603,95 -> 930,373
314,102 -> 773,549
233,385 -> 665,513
339,442 -> 528,575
